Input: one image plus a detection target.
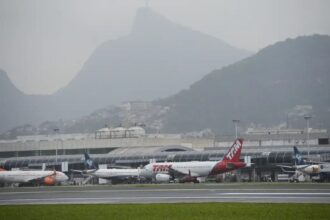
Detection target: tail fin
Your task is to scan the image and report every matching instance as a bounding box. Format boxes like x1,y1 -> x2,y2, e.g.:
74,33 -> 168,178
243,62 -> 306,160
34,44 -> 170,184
222,138 -> 243,162
293,146 -> 305,165
84,152 -> 98,169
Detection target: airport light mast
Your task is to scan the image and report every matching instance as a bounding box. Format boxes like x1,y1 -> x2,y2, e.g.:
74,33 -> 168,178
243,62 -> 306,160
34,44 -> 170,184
304,115 -> 312,158
232,119 -> 240,139
54,128 -> 60,164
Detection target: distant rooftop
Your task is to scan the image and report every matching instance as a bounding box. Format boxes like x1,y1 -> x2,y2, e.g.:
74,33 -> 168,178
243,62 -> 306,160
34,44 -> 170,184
246,128 -> 327,135
109,145 -> 194,156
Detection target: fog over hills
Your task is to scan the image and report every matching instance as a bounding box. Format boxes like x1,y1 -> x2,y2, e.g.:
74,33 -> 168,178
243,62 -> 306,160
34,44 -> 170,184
0,7 -> 251,134
54,7 -> 251,118
159,34 -> 330,134
2,34 -> 330,138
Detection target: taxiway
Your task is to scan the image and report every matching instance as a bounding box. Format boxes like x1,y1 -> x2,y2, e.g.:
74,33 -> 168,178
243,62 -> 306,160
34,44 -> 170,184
0,183 -> 329,205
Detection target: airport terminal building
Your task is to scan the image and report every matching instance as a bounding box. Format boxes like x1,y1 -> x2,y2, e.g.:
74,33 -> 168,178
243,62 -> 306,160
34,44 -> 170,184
0,127 -> 330,182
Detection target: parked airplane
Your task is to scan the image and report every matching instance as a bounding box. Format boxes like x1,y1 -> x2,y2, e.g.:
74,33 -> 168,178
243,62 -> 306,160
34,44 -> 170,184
74,153 -> 142,184
279,146 -> 330,182
279,146 -> 323,175
141,138 -> 246,183
0,168 -> 68,186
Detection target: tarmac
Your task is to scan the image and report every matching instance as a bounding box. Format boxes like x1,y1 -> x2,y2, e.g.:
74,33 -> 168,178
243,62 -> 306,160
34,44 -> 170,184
0,183 -> 330,205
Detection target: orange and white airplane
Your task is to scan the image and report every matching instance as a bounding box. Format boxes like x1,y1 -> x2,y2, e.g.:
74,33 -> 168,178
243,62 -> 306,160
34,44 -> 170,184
141,138 -> 246,183
0,168 -> 68,186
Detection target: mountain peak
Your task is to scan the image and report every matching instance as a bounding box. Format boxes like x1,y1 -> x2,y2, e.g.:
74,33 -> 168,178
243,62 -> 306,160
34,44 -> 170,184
0,69 -> 9,81
0,69 -> 22,95
54,7 -> 251,119
0,7 -> 251,134
131,7 -> 178,36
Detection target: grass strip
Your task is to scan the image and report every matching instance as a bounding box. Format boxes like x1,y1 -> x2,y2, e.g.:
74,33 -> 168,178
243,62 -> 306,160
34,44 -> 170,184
0,203 -> 329,220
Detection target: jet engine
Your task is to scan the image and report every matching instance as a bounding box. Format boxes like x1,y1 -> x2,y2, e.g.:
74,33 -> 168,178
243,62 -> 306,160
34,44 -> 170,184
155,173 -> 171,183
43,176 -> 56,185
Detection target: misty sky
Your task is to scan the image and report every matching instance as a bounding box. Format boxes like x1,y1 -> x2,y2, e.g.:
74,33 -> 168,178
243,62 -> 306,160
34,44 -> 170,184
0,0 -> 329,95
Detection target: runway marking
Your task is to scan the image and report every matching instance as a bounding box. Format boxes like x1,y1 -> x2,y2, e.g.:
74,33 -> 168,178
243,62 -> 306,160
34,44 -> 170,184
221,193 -> 330,195
1,188 -> 330,195
1,184 -> 329,204
0,196 -> 330,205
1,196 -> 330,201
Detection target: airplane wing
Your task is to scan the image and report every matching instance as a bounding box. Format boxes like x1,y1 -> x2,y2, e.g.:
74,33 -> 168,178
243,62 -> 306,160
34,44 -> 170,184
296,165 -> 311,171
169,167 -> 199,178
107,165 -> 133,169
277,165 -> 294,169
70,169 -> 97,174
71,169 -> 84,174
96,174 -> 141,184
277,165 -> 296,173
305,160 -> 324,165
168,168 -> 201,183
104,175 -> 139,180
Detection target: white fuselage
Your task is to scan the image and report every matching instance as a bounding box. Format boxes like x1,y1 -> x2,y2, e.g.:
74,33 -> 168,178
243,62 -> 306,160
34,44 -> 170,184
320,163 -> 330,173
297,163 -> 330,174
0,170 -> 68,184
297,164 -> 320,174
90,168 -> 140,179
142,161 -> 218,177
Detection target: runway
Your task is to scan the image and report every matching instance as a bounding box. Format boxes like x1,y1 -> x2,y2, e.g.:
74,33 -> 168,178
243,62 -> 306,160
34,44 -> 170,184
0,183 -> 330,205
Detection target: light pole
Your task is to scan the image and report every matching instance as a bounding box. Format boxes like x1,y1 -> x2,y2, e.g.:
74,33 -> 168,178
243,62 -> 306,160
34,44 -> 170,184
304,115 -> 312,158
54,128 -> 59,164
232,119 -> 240,139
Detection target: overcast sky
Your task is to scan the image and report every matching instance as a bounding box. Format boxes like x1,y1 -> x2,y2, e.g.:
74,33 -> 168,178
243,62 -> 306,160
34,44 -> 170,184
0,0 -> 329,95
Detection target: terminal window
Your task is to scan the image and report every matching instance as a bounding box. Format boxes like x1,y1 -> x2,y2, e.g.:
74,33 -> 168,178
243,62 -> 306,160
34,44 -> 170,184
318,138 -> 329,145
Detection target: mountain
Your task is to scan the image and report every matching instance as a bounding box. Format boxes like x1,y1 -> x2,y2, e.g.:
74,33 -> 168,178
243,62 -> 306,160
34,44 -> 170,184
3,35 -> 330,137
5,35 -> 330,138
0,101 -> 169,139
54,7 -> 251,118
0,69 -> 25,131
158,35 -> 330,134
0,7 -> 250,134
0,69 -> 52,133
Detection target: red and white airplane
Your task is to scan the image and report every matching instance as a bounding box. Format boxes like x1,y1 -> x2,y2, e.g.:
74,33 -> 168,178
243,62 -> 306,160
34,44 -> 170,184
0,168 -> 68,186
141,138 -> 246,183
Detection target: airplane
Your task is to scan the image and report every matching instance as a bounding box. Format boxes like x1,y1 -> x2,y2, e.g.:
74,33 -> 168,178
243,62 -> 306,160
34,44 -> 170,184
278,146 -> 330,182
141,138 -> 246,183
278,146 -> 322,175
0,168 -> 68,186
73,153 -> 142,184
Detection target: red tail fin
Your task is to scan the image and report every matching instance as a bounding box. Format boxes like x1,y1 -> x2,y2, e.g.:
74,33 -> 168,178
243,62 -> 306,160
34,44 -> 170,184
222,139 -> 243,162
0,168 -> 6,172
